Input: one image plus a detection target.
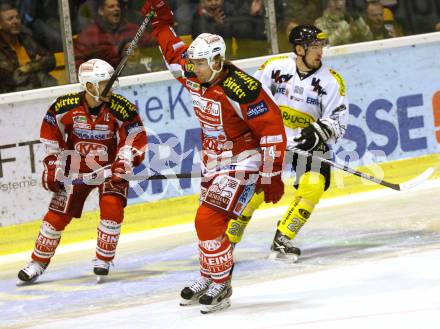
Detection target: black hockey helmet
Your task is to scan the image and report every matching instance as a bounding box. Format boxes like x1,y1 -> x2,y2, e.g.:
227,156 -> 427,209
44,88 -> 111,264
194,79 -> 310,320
289,25 -> 328,50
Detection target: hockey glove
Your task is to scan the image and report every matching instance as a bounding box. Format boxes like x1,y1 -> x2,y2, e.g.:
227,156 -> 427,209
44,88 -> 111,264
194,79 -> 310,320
142,0 -> 174,26
294,120 -> 332,152
257,171 -> 284,204
42,154 -> 62,193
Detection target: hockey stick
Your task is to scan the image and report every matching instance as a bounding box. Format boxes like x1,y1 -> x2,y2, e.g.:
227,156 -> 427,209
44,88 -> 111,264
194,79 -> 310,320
101,10 -> 155,97
290,148 -> 434,191
59,165 -> 199,185
59,149 -> 433,191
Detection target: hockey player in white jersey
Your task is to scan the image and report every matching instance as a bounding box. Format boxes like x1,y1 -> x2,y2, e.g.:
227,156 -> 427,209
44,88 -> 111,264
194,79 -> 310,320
226,25 -> 348,262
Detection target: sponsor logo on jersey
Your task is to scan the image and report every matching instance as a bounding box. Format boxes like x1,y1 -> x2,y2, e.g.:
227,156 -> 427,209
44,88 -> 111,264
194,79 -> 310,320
294,85 -> 304,95
186,79 -> 200,91
276,87 -> 288,95
73,122 -> 91,130
191,91 -> 222,126
311,78 -> 327,96
329,69 -> 346,96
95,124 -> 109,131
110,95 -> 137,120
234,70 -> 259,91
307,97 -> 319,105
54,96 -> 80,112
74,142 -> 108,156
247,100 -> 269,119
222,76 -> 247,99
271,70 -> 293,83
44,112 -> 57,127
73,115 -> 87,124
280,106 -> 315,129
290,95 -> 303,102
73,128 -> 113,140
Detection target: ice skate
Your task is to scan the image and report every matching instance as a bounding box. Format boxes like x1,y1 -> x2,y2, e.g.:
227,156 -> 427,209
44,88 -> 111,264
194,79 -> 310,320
199,280 -> 232,314
93,259 -> 112,283
16,261 -> 49,286
180,276 -> 212,306
269,230 -> 301,263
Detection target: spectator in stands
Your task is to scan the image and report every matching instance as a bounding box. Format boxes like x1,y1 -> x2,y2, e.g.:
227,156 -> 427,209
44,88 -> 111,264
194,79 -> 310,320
277,0 -> 322,52
281,0 -> 322,35
74,0 -> 156,71
191,0 -> 236,39
231,0 -> 266,40
364,1 -> 394,40
314,0 -> 372,46
18,0 -> 84,52
0,2 -> 56,93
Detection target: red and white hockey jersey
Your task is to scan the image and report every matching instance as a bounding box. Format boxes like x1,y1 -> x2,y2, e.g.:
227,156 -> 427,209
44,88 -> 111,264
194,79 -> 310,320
151,24 -> 286,175
40,92 -> 147,174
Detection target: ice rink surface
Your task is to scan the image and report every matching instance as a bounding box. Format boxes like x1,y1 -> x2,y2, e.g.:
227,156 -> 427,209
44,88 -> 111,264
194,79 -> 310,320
1,180 -> 440,329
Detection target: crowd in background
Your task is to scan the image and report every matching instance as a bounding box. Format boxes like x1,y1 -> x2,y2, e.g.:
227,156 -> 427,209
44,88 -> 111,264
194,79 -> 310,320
1,0 -> 440,93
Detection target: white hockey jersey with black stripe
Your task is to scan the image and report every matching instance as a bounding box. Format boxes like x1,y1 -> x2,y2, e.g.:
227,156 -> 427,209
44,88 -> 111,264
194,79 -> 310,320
254,54 -> 348,150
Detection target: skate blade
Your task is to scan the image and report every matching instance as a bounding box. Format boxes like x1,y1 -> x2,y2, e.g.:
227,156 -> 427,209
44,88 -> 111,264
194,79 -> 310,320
179,298 -> 199,306
16,276 -> 38,286
200,298 -> 231,314
96,275 -> 107,284
16,278 -> 33,286
268,251 -> 299,263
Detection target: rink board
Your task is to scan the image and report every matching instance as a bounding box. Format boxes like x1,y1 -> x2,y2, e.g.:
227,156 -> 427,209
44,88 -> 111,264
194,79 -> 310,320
0,33 -> 440,226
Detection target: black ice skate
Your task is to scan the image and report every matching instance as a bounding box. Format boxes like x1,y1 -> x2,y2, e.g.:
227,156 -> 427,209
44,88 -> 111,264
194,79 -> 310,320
180,276 -> 212,306
93,259 -> 112,283
198,280 -> 232,314
17,261 -> 49,286
269,230 -> 301,263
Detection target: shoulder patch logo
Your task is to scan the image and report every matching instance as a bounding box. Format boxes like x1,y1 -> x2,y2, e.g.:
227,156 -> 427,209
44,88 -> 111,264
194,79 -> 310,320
54,93 -> 81,112
247,100 -> 269,119
329,69 -> 346,96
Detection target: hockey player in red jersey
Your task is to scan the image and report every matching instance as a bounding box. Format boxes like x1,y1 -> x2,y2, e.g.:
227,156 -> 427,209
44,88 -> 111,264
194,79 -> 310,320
17,59 -> 147,285
141,0 -> 286,314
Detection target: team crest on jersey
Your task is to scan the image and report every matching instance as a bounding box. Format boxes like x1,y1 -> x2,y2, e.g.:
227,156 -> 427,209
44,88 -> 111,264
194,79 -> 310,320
247,100 -> 269,119
311,78 -> 327,96
271,70 -> 293,83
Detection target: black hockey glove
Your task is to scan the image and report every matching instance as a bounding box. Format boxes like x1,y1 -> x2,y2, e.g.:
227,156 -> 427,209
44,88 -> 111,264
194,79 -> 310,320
294,120 -> 332,152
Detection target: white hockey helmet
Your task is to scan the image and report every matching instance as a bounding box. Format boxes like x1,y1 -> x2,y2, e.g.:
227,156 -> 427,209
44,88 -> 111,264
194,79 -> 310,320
188,33 -> 226,81
78,59 -> 117,101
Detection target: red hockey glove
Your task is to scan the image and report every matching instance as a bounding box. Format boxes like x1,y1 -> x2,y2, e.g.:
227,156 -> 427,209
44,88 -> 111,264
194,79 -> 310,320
257,171 -> 284,204
42,154 -> 61,193
294,120 -> 332,152
142,0 -> 174,26
111,159 -> 132,183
